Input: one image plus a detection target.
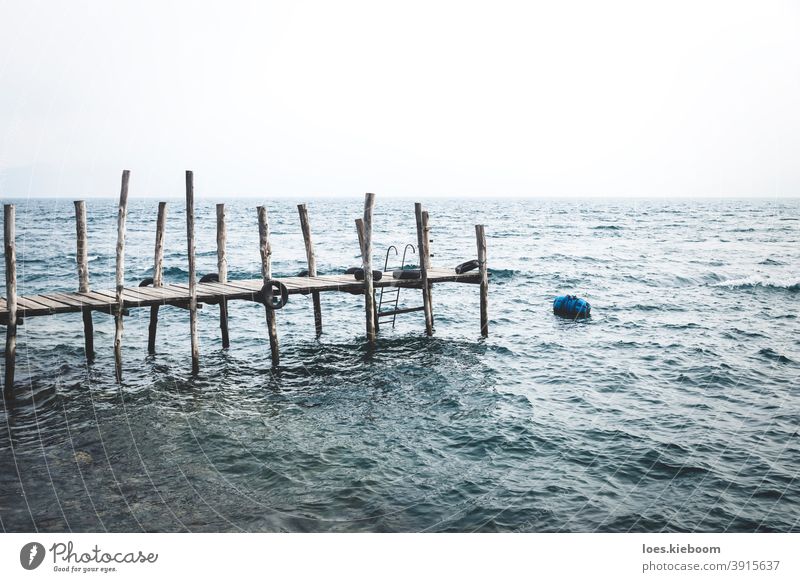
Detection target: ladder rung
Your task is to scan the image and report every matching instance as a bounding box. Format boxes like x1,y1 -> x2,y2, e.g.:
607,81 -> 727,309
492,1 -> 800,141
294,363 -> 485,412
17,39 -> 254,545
378,305 -> 425,317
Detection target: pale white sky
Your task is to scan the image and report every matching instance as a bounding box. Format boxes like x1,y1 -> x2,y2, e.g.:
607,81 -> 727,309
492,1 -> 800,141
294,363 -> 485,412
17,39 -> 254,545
1,0 -> 798,198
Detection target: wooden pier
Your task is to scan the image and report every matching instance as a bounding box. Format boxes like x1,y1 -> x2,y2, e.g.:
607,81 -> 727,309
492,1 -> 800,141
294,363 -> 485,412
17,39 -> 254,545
1,171 -> 489,398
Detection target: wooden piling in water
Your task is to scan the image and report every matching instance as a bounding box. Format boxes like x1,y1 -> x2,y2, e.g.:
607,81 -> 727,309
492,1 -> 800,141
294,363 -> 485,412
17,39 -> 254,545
414,203 -> 433,336
216,204 -> 230,348
422,209 -> 434,329
74,200 -> 94,361
355,218 -> 379,333
297,203 -> 323,337
3,204 -> 17,399
147,201 -> 167,354
114,170 -> 130,383
257,206 -> 280,366
186,171 -> 200,374
362,193 -> 376,345
475,224 -> 488,337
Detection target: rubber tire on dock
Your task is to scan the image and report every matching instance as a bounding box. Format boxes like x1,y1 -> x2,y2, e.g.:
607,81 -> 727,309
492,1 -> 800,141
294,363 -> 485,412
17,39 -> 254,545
455,259 -> 479,274
393,269 -> 421,280
260,280 -> 289,310
198,273 -> 221,304
352,269 -> 383,281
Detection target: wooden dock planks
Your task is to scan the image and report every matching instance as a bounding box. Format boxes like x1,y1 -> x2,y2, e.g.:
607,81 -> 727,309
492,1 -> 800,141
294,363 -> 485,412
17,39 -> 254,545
0,268 -> 479,321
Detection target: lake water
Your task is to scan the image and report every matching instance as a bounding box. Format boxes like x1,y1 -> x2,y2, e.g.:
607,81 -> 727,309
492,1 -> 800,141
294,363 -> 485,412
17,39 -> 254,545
1,197 -> 798,532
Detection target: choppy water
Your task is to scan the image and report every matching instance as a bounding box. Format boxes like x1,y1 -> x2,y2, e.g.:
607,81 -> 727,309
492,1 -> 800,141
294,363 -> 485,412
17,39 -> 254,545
0,197 -> 798,532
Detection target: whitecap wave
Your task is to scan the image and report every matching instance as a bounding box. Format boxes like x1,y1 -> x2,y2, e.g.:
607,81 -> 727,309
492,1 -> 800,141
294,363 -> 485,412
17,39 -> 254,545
713,275 -> 800,291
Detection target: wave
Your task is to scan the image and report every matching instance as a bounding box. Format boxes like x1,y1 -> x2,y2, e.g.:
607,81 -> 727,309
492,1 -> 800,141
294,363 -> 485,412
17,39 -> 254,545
162,265 -> 189,278
758,348 -> 794,364
487,268 -> 520,281
713,275 -> 800,292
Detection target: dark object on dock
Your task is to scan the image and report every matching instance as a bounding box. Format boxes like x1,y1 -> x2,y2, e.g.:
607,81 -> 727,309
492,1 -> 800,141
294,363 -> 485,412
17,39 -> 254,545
455,259 -> 479,274
553,295 -> 591,319
198,273 -> 221,304
393,269 -> 421,280
260,280 -> 289,310
296,269 -> 309,277
0,174 -> 490,398
353,268 -> 383,282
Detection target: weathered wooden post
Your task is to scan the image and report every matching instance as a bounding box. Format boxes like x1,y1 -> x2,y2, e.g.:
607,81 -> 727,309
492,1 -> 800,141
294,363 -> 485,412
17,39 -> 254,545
355,218 -> 366,256
422,209 -> 434,327
362,193 -> 376,345
114,170 -> 130,383
297,203 -> 322,337
355,218 -> 379,333
216,203 -> 230,348
475,224 -> 488,337
74,200 -> 94,361
186,171 -> 200,374
257,206 -> 280,366
414,203 -> 433,335
3,204 -> 17,399
147,201 -> 167,354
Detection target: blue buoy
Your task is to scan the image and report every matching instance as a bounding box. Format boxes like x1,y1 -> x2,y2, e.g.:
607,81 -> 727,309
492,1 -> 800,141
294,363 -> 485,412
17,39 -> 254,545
553,295 -> 591,319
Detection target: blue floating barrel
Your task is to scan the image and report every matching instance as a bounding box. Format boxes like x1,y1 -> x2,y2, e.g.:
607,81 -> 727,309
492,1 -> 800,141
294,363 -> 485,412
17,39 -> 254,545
553,295 -> 591,319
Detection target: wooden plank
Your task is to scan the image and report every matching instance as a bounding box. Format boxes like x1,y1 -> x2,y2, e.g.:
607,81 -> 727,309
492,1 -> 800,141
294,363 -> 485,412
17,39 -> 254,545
193,282 -> 258,301
148,201 -> 167,354
22,294 -> 77,312
186,170 -> 199,374
41,292 -> 106,308
15,296 -> 57,312
119,287 -> 161,305
114,170 -> 129,383
4,204 -> 17,399
191,281 -> 245,296
170,283 -> 224,304
80,290 -> 118,305
258,205 -> 279,366
132,285 -> 195,304
298,203 -> 322,336
139,285 -> 193,301
74,200 -> 94,360
129,285 -> 169,301
476,224 -> 488,337
214,280 -> 262,294
216,203 -> 230,348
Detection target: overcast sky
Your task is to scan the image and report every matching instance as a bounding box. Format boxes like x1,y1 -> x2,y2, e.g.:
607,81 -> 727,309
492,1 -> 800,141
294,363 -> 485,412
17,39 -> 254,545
1,0 -> 798,198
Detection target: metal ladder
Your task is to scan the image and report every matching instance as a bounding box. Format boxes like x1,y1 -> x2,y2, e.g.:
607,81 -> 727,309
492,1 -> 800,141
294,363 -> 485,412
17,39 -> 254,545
377,243 -> 422,327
